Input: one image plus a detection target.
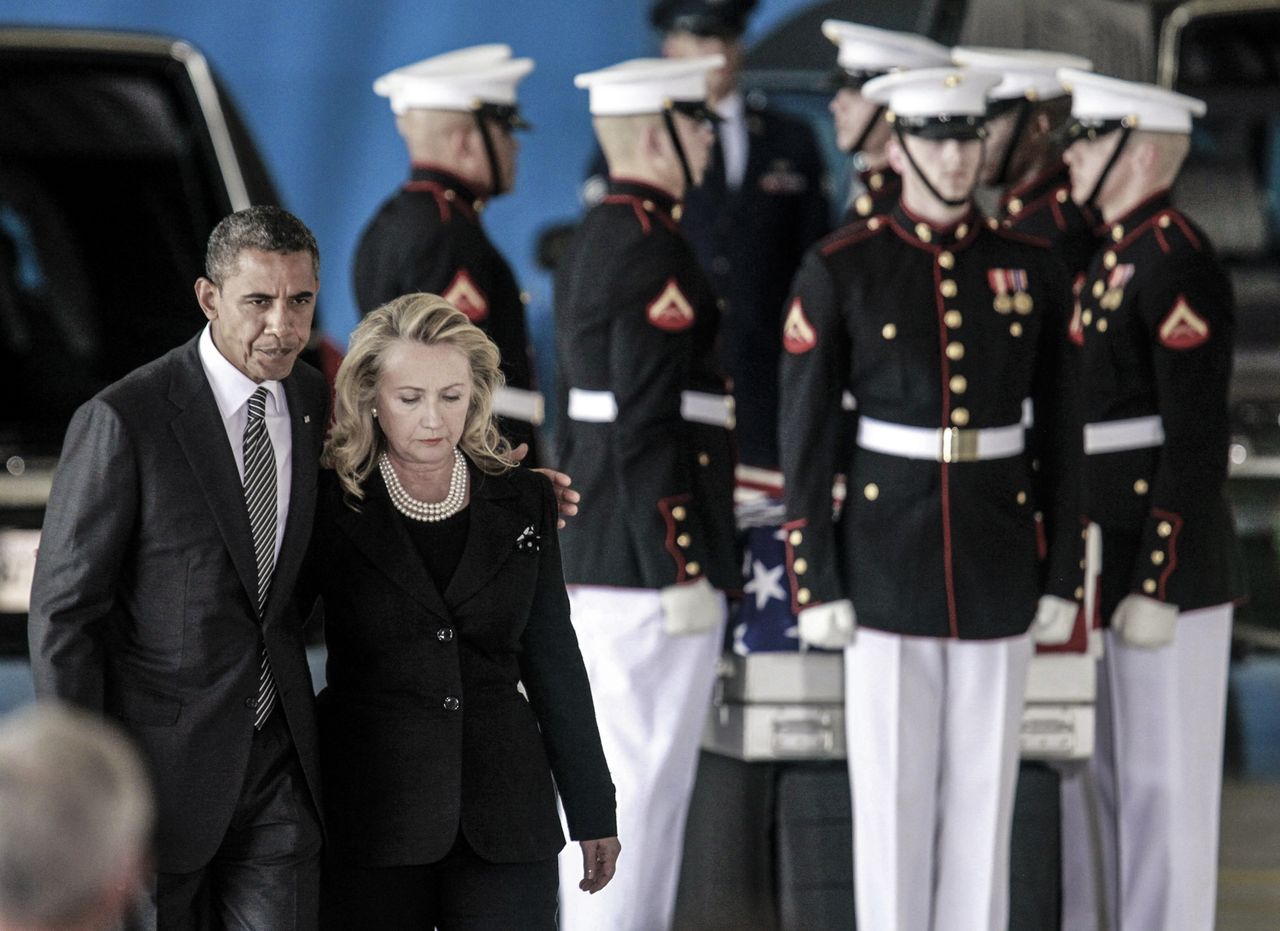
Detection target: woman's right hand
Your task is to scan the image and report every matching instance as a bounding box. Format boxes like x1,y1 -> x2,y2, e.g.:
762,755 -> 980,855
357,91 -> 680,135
577,836 -> 621,893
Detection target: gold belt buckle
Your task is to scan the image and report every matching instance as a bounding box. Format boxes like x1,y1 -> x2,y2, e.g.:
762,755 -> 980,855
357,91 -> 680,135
941,427 -> 979,463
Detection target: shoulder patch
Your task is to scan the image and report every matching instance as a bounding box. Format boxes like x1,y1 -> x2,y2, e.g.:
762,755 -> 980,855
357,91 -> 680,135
782,297 -> 818,354
1158,296 -> 1210,350
646,278 -> 695,332
442,268 -> 489,323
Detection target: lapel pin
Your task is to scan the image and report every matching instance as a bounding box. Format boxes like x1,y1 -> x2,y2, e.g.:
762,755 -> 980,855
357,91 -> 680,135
303,414 -> 311,423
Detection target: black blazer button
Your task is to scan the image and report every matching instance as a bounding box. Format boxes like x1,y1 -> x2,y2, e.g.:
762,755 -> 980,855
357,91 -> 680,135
442,696 -> 461,712
437,627 -> 455,642
244,696 -> 255,708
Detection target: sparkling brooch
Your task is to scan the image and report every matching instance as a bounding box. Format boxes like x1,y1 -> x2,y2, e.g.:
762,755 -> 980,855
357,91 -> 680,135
516,525 -> 540,552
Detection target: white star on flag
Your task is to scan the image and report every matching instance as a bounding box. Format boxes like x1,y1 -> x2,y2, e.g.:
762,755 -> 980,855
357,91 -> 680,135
744,559 -> 786,611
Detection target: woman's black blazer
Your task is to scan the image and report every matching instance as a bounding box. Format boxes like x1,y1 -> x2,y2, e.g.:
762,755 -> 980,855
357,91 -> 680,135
310,461 -> 616,867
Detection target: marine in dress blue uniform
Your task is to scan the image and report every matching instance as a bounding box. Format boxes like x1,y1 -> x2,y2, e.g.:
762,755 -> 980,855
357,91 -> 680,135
353,46 -> 545,460
1056,70 -> 1244,931
779,67 -> 1079,931
554,55 -> 738,931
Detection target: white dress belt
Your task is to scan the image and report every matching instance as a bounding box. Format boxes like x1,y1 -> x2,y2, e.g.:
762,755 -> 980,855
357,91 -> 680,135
566,388 -> 735,429
1083,415 -> 1165,455
856,415 -> 1026,463
492,386 -> 546,426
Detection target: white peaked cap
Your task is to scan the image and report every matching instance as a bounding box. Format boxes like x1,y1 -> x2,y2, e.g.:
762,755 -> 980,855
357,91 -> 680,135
952,47 -> 1094,102
821,20 -> 951,75
574,55 -> 725,116
1059,68 -> 1206,133
863,67 -> 1003,119
374,44 -> 534,115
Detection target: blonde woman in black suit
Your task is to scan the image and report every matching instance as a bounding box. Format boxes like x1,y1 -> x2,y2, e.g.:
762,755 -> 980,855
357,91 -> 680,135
311,294 -> 619,929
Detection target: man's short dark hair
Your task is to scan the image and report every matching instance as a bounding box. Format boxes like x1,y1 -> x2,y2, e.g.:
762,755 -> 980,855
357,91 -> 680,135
205,205 -> 320,286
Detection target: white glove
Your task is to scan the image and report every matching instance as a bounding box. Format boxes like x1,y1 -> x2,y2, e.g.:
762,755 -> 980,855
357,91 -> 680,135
797,599 -> 857,649
1111,594 -> 1179,649
660,577 -> 723,636
1031,595 -> 1079,646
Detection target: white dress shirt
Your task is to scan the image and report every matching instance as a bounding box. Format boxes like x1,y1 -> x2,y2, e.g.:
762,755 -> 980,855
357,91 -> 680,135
713,91 -> 748,191
198,324 -> 292,561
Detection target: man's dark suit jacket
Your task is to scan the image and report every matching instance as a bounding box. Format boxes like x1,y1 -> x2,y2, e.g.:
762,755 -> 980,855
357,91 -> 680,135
310,462 -> 617,867
28,334 -> 329,873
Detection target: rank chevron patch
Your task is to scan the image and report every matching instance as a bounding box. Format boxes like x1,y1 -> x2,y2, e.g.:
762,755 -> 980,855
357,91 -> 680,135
782,297 -> 817,354
443,268 -> 489,323
646,278 -> 695,332
1158,295 -> 1210,350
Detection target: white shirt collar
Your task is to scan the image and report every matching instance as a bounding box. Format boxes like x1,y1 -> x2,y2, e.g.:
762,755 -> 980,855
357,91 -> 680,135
714,91 -> 745,125
198,324 -> 283,420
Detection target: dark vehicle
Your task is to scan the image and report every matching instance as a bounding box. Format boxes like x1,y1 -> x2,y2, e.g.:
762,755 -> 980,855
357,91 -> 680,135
0,29 -> 281,652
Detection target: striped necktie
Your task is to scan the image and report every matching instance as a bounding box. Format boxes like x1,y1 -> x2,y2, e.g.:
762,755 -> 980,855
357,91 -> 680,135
243,385 -> 278,729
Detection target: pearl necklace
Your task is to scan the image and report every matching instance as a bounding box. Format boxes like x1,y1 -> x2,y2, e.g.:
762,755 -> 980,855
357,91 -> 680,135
379,448 -> 468,522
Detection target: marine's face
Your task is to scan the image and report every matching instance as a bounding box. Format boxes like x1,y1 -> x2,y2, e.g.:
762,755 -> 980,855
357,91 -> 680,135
1064,130 -> 1126,207
485,118 -> 521,193
897,134 -> 984,204
196,248 -> 317,383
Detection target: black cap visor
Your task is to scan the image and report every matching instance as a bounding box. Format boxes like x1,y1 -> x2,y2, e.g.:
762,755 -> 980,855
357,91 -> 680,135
1058,117 -> 1128,145
827,67 -> 884,91
668,98 -> 723,125
475,102 -> 532,132
894,114 -> 987,141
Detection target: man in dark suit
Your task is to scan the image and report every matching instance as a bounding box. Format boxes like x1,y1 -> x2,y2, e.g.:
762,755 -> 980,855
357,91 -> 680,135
28,206 -> 329,930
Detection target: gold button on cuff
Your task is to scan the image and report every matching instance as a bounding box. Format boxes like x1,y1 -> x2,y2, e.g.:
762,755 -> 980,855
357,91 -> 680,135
949,374 -> 968,394
1143,579 -> 1158,595
797,587 -> 812,605
672,506 -> 687,521
1010,322 -> 1023,337
944,310 -> 962,328
1074,586 -> 1085,599
1092,280 -> 1105,298
1016,491 -> 1028,505
1158,521 -> 1173,537
1097,318 -> 1109,332
1104,251 -> 1118,269
915,222 -> 933,242
677,533 -> 691,548
940,279 -> 958,298
946,342 -> 965,360
951,407 -> 970,426
794,558 -> 809,574
1152,551 -> 1165,565
864,483 -> 880,501
1134,479 -> 1149,495
698,452 -> 710,466
789,530 -> 803,546
938,251 -> 955,269
882,323 -> 897,340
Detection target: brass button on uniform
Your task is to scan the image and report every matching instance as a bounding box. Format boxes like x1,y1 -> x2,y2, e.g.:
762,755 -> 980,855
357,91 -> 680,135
1093,280 -> 1105,298
1143,579 -> 1158,595
940,279 -> 958,298
938,251 -> 955,269
443,696 -> 461,712
789,530 -> 803,545
1111,223 -> 1125,242
797,588 -> 812,605
1008,197 -> 1023,215
944,310 -> 962,328
1010,322 -> 1023,337
882,323 -> 897,340
697,452 -> 710,466
1158,214 -> 1171,228
1016,491 -> 1027,505
951,407 -> 970,426
946,342 -> 965,360
1097,318 -> 1109,332
869,172 -> 884,190
1152,551 -> 1165,565
855,194 -> 873,216
1134,479 -> 1149,495
1056,188 -> 1069,203
956,223 -> 969,238
642,199 -> 655,212
915,223 -> 933,242
686,561 -> 702,576
949,374 -> 967,394
672,505 -> 687,521
1082,310 -> 1093,326
1158,521 -> 1173,537
864,483 -> 880,501
794,558 -> 809,574
1104,251 -> 1118,269
1074,586 -> 1084,600
677,533 -> 692,548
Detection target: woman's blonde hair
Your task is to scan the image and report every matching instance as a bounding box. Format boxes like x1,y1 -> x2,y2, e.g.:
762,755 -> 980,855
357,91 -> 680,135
322,293 -> 516,502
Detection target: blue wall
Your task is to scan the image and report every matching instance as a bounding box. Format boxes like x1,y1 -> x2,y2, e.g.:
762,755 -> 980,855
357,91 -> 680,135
0,0 -> 817,355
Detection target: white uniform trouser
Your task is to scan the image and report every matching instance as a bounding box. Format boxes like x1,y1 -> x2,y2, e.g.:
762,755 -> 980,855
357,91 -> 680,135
557,586 -> 726,931
846,627 -> 1032,931
1061,604 -> 1232,931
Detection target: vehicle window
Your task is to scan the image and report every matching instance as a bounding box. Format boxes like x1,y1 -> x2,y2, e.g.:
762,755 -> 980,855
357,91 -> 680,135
0,57 -> 231,454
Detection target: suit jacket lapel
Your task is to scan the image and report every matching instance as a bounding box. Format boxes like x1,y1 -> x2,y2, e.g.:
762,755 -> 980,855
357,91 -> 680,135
333,472 -> 453,623
443,467 -> 527,609
167,337 -> 261,612
264,374 -> 322,626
